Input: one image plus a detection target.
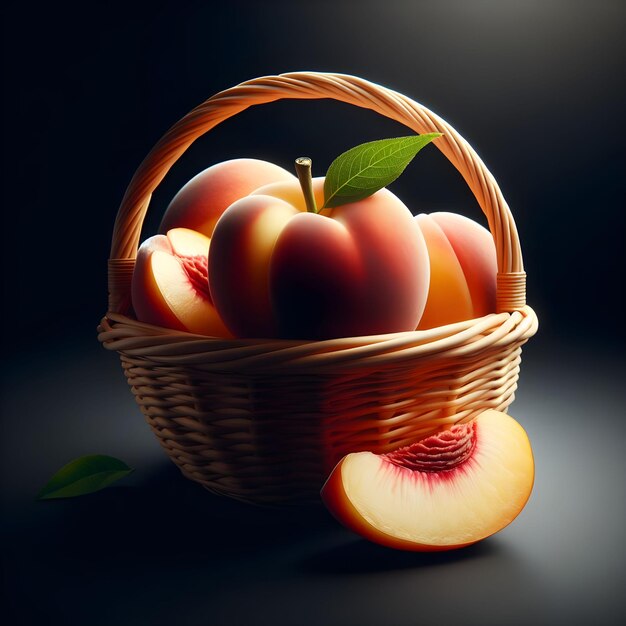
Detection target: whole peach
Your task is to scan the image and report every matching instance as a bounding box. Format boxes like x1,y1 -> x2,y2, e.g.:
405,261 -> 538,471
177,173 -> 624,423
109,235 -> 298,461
208,177 -> 430,340
159,158 -> 295,238
416,212 -> 497,329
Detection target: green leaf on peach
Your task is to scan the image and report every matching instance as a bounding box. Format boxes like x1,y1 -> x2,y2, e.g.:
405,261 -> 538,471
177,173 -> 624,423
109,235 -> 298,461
323,133 -> 442,209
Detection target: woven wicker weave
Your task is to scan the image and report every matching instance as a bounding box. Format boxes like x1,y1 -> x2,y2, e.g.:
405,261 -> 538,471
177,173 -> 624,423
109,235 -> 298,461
98,72 -> 538,505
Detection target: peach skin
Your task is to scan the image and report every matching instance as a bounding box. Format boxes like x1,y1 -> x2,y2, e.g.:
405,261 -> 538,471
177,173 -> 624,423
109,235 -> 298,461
416,212 -> 497,329
430,212 -> 497,318
209,176 -> 430,340
159,158 -> 295,238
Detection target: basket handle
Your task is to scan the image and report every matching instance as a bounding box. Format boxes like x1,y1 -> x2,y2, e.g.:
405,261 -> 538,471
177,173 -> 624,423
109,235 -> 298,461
108,71 -> 526,316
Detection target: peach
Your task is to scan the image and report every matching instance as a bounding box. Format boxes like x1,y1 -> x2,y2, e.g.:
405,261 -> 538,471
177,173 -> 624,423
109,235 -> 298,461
208,177 -> 430,339
159,158 -> 295,238
321,409 -> 534,551
131,228 -> 231,336
416,212 -> 497,329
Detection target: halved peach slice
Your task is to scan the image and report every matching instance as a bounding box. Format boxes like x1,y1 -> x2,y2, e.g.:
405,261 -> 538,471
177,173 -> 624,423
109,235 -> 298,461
131,228 -> 231,336
321,409 -> 534,551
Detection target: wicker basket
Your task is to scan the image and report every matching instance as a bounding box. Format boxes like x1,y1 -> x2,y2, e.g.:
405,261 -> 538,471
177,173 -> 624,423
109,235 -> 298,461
98,72 -> 538,506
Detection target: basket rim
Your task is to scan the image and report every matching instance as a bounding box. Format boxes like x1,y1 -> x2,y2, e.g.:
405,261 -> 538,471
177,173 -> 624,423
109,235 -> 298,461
98,305 -> 538,372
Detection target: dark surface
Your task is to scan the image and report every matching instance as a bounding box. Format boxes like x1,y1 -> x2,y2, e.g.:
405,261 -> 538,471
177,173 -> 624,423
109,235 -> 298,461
2,1 -> 626,624
2,337 -> 625,626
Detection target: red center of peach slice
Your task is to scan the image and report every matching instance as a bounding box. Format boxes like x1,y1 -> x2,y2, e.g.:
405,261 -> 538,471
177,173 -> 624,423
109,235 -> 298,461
179,253 -> 211,303
383,422 -> 476,474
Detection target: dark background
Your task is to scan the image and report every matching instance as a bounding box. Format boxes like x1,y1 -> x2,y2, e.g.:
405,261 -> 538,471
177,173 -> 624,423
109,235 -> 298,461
2,1 -> 625,625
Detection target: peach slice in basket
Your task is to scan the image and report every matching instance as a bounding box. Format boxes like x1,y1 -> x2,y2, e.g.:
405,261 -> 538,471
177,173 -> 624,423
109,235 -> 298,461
131,227 -> 231,337
321,409 -> 534,551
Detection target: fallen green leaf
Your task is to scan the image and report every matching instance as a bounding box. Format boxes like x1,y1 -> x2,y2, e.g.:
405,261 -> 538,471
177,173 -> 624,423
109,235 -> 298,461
37,454 -> 134,500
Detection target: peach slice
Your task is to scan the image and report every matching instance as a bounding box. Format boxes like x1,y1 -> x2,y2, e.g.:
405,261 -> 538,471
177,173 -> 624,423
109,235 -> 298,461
131,228 -> 231,337
321,409 -> 534,551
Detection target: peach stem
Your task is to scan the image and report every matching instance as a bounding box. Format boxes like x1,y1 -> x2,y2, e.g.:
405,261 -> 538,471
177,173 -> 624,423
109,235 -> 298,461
295,157 -> 318,213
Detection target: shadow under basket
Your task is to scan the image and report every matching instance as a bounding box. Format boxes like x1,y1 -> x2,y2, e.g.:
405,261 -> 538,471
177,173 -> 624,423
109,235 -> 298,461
98,72 -> 538,506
